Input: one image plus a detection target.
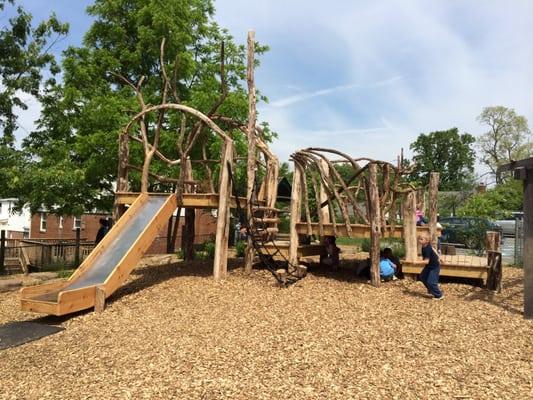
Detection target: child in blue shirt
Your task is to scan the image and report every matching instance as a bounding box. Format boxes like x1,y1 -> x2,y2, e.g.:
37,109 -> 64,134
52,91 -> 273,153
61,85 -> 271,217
379,250 -> 397,281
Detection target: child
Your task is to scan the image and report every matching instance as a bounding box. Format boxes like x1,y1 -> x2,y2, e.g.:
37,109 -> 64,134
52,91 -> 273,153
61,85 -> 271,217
320,236 -> 340,269
418,234 -> 444,300
379,250 -> 397,281
383,247 -> 403,279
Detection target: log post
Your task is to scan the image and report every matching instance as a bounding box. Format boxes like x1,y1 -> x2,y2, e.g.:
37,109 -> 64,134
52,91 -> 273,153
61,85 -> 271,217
0,230 -> 5,274
94,286 -> 106,313
524,168 -> 533,318
213,141 -> 233,280
368,163 -> 381,287
244,30 -> 257,274
428,172 -> 440,248
318,159 -> 331,225
289,163 -> 303,267
403,191 -> 417,261
486,231 -> 502,292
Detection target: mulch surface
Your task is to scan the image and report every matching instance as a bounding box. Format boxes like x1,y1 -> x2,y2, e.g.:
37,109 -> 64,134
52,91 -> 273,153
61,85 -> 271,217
0,257 -> 531,399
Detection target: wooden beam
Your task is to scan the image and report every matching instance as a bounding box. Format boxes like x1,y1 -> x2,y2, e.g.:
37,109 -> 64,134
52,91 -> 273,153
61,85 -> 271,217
294,222 -> 433,237
115,192 -> 253,209
497,157 -> 533,174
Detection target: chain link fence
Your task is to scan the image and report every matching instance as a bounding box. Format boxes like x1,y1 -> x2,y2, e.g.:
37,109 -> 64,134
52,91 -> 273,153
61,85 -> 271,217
514,215 -> 524,266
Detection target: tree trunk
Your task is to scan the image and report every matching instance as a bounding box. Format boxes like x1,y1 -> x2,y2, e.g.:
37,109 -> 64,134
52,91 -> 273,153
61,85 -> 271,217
368,164 -> 381,287
403,191 -> 417,261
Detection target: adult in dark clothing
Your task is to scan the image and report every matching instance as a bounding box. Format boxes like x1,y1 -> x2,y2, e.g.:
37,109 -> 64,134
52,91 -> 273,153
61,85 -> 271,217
95,218 -> 109,244
418,234 -> 443,299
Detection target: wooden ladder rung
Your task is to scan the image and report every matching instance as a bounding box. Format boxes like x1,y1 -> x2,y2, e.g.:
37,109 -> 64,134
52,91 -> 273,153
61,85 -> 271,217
252,217 -> 280,224
252,206 -> 279,213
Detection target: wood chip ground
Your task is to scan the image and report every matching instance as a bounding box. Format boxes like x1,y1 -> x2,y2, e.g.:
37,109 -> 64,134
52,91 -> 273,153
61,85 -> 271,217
0,257 -> 531,399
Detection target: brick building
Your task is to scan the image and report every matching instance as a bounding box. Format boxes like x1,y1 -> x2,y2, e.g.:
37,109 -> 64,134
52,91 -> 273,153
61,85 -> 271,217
30,213 -> 111,241
29,209 -> 217,254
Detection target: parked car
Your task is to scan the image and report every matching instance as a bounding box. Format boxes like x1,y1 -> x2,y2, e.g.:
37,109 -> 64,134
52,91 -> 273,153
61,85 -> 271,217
439,216 -> 503,248
495,212 -> 524,237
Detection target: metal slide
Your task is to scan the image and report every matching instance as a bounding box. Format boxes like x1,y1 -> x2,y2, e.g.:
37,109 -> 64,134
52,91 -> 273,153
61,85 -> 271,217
20,194 -> 177,315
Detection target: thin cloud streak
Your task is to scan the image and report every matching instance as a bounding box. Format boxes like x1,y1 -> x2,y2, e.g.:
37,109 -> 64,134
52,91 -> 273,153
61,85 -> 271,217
270,76 -> 403,107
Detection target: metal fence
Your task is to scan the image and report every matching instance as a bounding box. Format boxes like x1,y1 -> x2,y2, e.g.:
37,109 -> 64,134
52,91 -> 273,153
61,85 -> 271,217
515,215 -> 524,266
0,237 -> 95,275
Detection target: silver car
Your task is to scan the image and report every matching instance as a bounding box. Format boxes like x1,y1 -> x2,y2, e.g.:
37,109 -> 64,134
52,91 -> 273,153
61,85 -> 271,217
495,212 -> 523,237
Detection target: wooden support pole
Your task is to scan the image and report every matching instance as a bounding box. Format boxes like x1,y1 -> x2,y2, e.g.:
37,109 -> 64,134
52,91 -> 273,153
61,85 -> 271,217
318,159 -> 331,225
289,163 -> 303,267
0,230 -> 5,274
368,163 -> 381,287
428,172 -> 440,248
74,228 -> 81,268
403,191 -> 417,262
244,30 -> 257,274
486,231 -> 502,292
94,286 -> 106,313
213,141 -> 233,280
524,169 -> 533,318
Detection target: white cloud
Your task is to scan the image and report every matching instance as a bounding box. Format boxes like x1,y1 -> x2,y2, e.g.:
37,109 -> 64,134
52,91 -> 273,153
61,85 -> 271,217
216,0 -> 533,177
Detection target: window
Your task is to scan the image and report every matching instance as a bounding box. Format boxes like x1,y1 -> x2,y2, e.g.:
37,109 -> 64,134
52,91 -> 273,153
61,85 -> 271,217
73,217 -> 82,230
40,213 -> 47,232
59,216 -> 64,229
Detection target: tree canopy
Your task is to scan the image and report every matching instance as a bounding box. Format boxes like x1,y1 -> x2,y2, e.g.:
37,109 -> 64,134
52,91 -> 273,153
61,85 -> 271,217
477,106 -> 532,183
0,0 -> 68,199
409,128 -> 476,191
457,180 -> 523,218
17,0 -> 269,215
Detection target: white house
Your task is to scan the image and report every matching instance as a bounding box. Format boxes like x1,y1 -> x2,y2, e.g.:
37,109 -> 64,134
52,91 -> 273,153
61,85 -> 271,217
0,198 -> 31,239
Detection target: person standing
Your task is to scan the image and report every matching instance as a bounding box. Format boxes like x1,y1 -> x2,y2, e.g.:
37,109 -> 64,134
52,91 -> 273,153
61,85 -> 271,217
418,234 -> 444,300
95,218 -> 109,244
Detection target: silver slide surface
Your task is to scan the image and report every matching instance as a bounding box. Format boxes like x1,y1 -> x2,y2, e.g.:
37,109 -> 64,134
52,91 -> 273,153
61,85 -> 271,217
34,196 -> 168,303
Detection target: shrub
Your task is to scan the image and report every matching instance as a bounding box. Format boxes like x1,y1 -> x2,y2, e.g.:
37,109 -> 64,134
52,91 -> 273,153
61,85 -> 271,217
204,241 -> 216,259
235,240 -> 246,257
360,238 -> 371,252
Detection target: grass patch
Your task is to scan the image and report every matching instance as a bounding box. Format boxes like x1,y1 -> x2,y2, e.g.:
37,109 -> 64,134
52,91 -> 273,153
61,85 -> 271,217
57,269 -> 75,279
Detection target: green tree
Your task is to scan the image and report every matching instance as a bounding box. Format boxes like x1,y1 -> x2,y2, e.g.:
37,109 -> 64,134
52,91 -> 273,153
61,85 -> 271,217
457,180 -> 523,218
477,106 -> 532,183
20,0 -> 269,215
0,0 -> 68,198
409,128 -> 476,191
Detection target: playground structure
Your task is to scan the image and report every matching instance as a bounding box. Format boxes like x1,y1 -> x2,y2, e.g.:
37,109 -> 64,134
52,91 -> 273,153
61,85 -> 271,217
20,32 -> 282,315
285,148 -> 502,287
18,31 -> 503,316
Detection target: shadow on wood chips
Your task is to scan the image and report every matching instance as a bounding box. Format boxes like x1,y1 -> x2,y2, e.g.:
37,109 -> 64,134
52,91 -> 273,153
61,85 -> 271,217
0,321 -> 64,350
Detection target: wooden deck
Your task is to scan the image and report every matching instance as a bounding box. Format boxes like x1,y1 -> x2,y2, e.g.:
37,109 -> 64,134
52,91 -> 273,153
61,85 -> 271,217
115,192 -> 251,209
295,222 -> 433,238
402,255 -> 489,280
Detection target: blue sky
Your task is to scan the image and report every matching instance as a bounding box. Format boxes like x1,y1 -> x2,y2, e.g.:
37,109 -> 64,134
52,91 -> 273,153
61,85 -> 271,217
6,0 -> 533,181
